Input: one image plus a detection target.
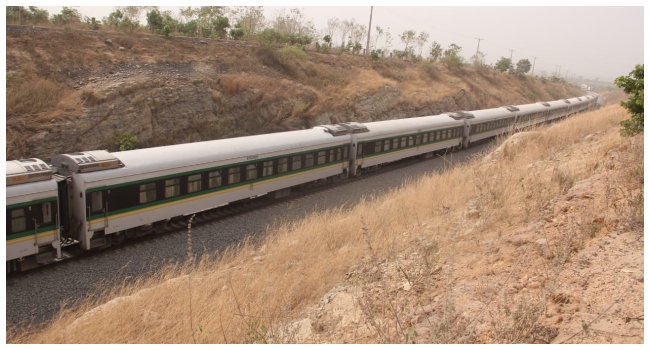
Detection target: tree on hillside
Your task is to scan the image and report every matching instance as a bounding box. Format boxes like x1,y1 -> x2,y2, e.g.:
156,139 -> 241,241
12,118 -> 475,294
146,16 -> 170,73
614,64 -> 644,135
7,6 -> 49,25
270,8 -> 315,39
213,16 -> 230,39
494,57 -> 513,72
51,6 -> 81,26
229,22 -> 244,40
233,6 -> 265,39
373,26 -> 384,52
441,43 -> 464,68
415,31 -> 429,58
146,8 -> 163,34
400,30 -> 416,53
515,59 -> 532,74
429,41 -> 443,62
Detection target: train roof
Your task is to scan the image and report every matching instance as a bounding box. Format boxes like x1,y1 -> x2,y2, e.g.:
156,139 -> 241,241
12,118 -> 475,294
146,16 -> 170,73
465,107 -> 516,121
356,114 -> 464,140
6,158 -> 52,186
60,127 -> 350,183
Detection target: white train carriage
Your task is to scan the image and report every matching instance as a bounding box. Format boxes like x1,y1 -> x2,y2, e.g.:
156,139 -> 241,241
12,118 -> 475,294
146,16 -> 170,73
6,159 -> 62,271
466,107 -> 517,144
510,102 -> 550,130
566,96 -> 589,115
546,99 -> 573,122
351,114 -> 466,172
51,128 -> 351,250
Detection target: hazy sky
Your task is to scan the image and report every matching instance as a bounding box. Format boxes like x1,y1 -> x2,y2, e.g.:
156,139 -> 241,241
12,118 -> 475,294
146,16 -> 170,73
32,2 -> 646,82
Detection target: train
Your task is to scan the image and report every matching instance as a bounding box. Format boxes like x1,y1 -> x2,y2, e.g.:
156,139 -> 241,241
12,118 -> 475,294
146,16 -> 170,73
6,92 -> 602,272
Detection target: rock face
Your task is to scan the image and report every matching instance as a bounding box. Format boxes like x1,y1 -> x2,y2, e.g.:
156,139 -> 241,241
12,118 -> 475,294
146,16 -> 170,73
15,67 -> 480,160
5,25 -> 579,161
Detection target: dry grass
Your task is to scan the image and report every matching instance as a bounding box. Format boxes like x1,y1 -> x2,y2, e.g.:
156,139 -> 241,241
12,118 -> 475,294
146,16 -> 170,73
8,104 -> 639,344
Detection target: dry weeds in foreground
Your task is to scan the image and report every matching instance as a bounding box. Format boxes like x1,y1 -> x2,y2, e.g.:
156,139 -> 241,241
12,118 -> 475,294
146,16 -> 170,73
7,104 -> 642,343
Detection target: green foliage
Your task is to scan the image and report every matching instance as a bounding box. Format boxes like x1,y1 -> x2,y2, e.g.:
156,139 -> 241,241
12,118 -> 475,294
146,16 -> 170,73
229,22 -> 244,40
370,49 -> 381,60
212,16 -> 230,39
163,25 -> 172,39
494,57 -> 513,72
615,64 -> 644,135
255,29 -> 312,46
116,131 -> 138,151
146,8 -> 164,34
515,59 -> 532,74
7,6 -> 50,25
277,45 -> 309,63
429,41 -> 443,62
51,6 -> 81,26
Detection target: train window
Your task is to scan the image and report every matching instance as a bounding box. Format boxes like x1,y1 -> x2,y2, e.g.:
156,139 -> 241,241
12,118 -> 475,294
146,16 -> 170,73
188,174 -> 202,193
209,170 -> 222,188
305,153 -> 314,167
165,178 -> 180,198
228,168 -> 240,184
139,183 -> 156,204
42,202 -> 52,223
317,151 -> 326,165
408,136 -> 414,146
422,133 -> 428,143
278,158 -> 288,173
415,134 -> 422,145
400,137 -> 407,148
246,164 -> 257,181
263,161 -> 274,176
292,156 -> 302,170
392,138 -> 399,150
374,142 -> 381,153
343,146 -> 349,159
383,140 -> 391,151
336,148 -> 342,161
91,191 -> 103,213
11,209 -> 26,233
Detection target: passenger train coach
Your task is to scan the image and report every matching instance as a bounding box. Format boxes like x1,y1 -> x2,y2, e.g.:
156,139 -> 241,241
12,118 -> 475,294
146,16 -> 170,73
6,93 -> 601,272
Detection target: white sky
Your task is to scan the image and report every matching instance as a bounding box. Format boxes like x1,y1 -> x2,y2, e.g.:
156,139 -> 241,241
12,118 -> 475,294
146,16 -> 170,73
17,2 -> 648,82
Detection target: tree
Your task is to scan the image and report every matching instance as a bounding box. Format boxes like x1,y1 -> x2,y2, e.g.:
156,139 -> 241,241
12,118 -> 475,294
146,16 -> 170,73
234,6 -> 265,39
429,41 -> 442,62
614,64 -> 644,135
400,30 -> 416,53
494,57 -> 513,72
441,44 -> 464,68
323,34 -> 332,49
229,22 -> 244,40
415,31 -> 429,58
213,16 -> 230,39
515,59 -> 531,74
146,8 -> 164,34
51,6 -> 81,26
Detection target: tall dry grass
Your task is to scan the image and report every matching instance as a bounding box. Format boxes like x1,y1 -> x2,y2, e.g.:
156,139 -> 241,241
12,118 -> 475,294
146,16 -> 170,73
7,104 -> 640,343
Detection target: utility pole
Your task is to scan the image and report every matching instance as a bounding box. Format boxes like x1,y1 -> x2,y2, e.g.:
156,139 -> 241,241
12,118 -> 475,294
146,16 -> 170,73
531,57 -> 537,76
474,37 -> 483,64
565,70 -> 569,80
365,6 -> 373,56
509,49 -> 515,63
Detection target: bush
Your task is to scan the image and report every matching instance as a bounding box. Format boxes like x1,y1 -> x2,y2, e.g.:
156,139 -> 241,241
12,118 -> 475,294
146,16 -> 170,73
115,131 -> 138,151
614,64 -> 644,136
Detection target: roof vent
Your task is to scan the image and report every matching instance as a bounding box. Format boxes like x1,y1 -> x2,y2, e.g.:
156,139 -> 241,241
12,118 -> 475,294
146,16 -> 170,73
51,150 -> 122,175
337,122 -> 369,134
540,102 -> 551,107
6,158 -> 52,186
447,111 -> 475,120
564,100 -> 571,104
502,105 -> 520,112
316,124 -> 351,136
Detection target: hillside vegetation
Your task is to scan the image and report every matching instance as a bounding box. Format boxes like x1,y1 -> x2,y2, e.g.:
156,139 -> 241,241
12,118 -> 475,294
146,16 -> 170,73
6,24 -> 584,160
8,102 -> 644,344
